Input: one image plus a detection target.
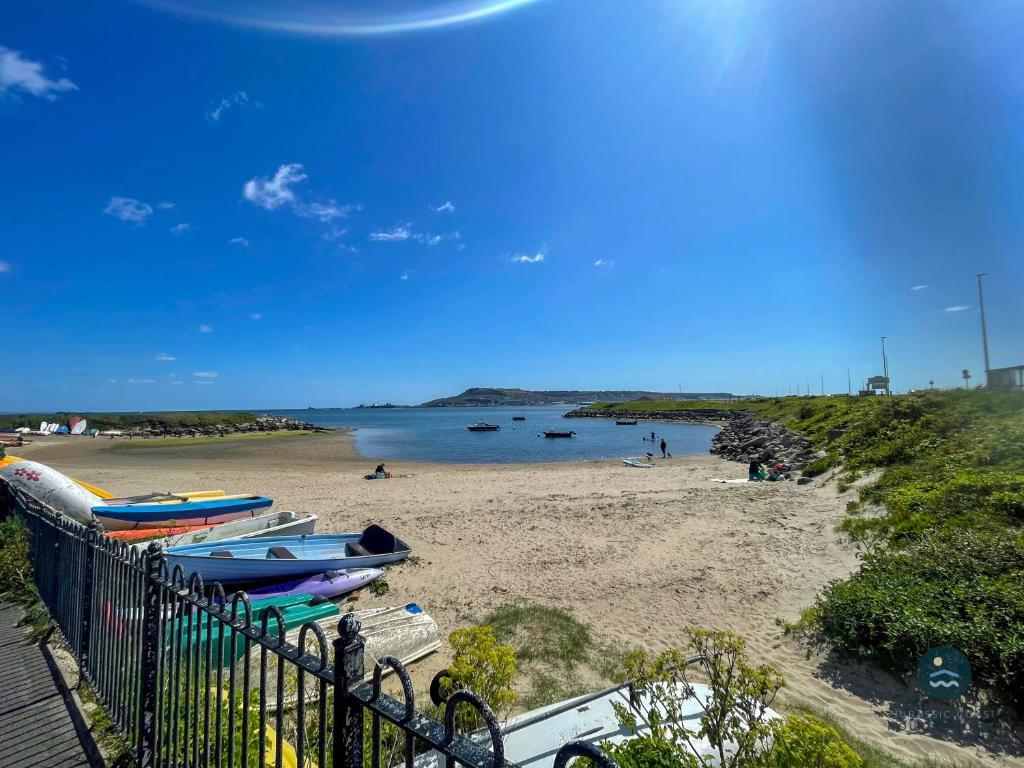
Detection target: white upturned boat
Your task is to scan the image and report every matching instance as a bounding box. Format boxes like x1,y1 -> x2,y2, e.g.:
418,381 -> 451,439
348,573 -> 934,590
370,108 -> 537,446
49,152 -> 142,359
252,603 -> 441,708
412,680 -> 779,768
0,457 -> 99,525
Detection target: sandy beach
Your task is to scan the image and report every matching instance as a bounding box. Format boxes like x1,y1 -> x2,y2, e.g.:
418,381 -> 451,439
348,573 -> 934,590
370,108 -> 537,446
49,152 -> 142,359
13,431 -> 1023,767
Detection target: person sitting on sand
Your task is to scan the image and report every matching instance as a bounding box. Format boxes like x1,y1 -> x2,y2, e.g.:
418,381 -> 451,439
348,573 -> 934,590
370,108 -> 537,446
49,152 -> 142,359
374,463 -> 387,479
748,459 -> 763,482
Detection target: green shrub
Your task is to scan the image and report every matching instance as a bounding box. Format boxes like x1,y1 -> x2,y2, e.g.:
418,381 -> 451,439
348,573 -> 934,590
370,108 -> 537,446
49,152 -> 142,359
441,626 -> 517,730
603,735 -> 699,768
609,629 -> 783,768
761,714 -> 863,768
814,529 -> 1024,706
801,457 -> 833,478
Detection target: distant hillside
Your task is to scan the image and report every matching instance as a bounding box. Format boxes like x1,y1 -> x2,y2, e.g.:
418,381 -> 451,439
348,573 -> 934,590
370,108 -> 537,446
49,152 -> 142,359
419,387 -> 735,407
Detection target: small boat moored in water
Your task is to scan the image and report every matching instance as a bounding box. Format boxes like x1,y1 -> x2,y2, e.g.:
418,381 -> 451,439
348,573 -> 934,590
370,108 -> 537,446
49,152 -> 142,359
164,524 -> 411,582
466,421 -> 501,431
615,419 -> 638,425
542,429 -> 575,438
512,416 -> 527,421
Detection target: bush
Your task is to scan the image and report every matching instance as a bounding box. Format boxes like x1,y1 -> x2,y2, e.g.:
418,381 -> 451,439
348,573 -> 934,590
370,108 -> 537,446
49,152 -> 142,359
761,714 -> 863,768
814,529 -> 1024,706
609,629 -> 783,768
442,626 -> 517,730
801,457 -> 833,478
603,735 -> 699,768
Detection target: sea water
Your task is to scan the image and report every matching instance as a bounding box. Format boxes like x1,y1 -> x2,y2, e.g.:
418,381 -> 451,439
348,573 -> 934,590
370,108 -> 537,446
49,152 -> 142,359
268,406 -> 719,464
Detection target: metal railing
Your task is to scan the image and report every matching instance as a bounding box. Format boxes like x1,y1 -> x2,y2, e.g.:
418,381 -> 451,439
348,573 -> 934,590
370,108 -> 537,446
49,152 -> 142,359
6,487 -> 616,768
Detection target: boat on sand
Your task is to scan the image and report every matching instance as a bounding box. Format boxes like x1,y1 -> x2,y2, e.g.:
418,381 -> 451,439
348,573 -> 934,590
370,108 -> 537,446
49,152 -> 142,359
93,494 -> 273,531
125,509 -> 318,550
413,679 -> 778,768
164,524 -> 411,582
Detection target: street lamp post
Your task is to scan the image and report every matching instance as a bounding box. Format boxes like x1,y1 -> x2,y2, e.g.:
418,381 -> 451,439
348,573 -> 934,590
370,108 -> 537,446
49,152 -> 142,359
977,273 -> 991,387
881,337 -> 890,395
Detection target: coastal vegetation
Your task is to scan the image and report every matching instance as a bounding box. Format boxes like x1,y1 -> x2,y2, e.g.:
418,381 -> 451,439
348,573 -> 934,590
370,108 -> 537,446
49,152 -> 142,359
0,410 -> 260,431
583,390 -> 1024,710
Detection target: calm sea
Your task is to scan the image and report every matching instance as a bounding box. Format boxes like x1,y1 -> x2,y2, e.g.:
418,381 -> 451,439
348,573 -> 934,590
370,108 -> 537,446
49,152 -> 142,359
267,406 -> 718,464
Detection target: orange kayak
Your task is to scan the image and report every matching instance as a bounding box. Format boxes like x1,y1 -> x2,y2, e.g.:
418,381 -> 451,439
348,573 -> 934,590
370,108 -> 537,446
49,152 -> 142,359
107,523 -> 215,542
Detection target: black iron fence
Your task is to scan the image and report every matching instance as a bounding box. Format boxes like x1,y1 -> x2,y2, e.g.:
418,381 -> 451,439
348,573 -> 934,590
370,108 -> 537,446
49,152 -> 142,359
5,487 -> 615,768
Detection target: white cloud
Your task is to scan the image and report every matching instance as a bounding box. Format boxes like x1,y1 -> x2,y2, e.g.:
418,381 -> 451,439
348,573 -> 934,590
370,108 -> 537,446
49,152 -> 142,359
944,305 -> 970,312
108,379 -> 117,384
194,380 -> 216,385
911,284 -> 928,291
296,200 -> 359,222
207,90 -> 258,122
250,313 -> 262,320
369,224 -> 412,242
155,353 -> 176,361
104,196 -> 153,224
243,163 -> 307,210
0,260 -> 10,273
157,201 -> 175,209
128,378 -> 156,384
198,324 -> 213,333
193,371 -> 219,378
400,272 -> 409,281
228,236 -> 250,247
594,259 -> 614,269
170,222 -> 191,235
432,201 -> 455,213
0,46 -> 77,101
511,248 -> 546,264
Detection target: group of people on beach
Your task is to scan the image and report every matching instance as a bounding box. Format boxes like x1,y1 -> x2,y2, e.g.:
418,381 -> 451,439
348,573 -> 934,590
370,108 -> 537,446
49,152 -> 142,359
748,459 -> 793,482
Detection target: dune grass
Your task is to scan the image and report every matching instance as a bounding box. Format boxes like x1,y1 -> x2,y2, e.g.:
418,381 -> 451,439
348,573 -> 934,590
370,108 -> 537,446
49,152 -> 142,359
482,601 -> 626,710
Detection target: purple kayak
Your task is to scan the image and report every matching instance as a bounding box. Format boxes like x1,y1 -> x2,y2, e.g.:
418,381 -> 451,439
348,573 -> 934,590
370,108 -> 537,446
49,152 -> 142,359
246,568 -> 384,602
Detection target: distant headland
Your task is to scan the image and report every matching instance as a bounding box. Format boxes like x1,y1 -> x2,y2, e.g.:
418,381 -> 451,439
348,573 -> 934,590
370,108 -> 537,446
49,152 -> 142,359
418,387 -> 735,407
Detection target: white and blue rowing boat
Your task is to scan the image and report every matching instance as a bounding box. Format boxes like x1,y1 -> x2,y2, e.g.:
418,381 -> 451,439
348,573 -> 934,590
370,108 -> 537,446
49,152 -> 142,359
164,524 -> 411,582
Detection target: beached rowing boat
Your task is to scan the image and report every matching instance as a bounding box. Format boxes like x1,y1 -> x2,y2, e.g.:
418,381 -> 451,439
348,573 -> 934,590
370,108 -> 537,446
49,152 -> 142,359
243,567 -> 383,601
164,524 -> 411,582
125,509 -> 318,549
94,494 -> 273,531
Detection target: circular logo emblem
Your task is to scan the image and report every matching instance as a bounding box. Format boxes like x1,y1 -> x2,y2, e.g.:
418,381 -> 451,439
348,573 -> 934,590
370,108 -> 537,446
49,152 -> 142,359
917,646 -> 971,700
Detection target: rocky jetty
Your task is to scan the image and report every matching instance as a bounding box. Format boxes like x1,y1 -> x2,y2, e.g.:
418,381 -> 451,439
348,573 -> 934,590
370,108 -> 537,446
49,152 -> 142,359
565,407 -> 817,468
563,407 -> 734,423
123,414 -> 323,438
709,413 -> 816,467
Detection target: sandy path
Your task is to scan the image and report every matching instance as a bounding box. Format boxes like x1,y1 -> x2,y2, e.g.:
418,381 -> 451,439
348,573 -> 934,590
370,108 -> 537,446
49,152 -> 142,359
12,433 -> 1022,766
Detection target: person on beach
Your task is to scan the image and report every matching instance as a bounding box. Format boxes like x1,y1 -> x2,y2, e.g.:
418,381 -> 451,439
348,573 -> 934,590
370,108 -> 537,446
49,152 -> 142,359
660,438 -> 668,458
748,459 -> 763,481
374,463 -> 386,478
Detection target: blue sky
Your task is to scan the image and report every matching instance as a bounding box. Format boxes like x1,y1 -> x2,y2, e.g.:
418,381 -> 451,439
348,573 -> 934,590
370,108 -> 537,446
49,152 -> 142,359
2,0 -> 1022,410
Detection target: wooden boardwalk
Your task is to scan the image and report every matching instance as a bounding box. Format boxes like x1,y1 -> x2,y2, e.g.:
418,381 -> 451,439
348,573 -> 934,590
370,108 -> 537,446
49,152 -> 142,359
0,604 -> 98,767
